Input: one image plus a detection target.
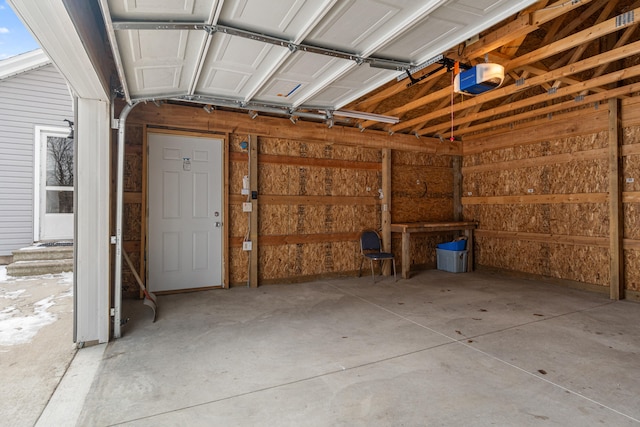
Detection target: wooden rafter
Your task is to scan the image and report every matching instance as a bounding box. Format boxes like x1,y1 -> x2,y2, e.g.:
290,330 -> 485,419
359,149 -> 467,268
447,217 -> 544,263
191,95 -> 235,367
420,76 -> 640,139
392,20 -> 640,134
346,0 -> 640,140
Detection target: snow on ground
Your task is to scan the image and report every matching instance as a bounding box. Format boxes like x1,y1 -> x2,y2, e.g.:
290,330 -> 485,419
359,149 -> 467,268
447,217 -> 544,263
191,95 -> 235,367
0,271 -> 74,346
0,296 -> 57,346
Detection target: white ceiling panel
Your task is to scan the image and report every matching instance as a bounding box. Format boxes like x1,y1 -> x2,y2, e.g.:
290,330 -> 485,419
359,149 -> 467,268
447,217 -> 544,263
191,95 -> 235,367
102,0 -> 538,115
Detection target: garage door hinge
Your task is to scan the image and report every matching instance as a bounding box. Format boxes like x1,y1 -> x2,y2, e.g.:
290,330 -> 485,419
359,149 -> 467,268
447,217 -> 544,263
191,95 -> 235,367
110,308 -> 115,316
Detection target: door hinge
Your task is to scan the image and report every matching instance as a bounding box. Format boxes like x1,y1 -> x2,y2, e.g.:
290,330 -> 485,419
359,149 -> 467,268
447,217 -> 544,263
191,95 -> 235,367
110,307 -> 115,316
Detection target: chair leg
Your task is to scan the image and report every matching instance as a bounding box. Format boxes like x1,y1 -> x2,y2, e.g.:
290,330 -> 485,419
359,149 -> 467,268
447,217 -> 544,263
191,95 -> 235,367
392,257 -> 397,282
370,260 -> 375,283
359,257 -> 363,277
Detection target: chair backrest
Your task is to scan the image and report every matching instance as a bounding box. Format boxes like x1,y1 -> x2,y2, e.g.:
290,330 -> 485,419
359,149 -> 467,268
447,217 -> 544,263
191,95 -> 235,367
360,230 -> 381,253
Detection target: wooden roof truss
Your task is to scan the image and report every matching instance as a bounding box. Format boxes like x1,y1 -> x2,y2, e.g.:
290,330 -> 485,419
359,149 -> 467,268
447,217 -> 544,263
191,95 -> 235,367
348,0 -> 640,141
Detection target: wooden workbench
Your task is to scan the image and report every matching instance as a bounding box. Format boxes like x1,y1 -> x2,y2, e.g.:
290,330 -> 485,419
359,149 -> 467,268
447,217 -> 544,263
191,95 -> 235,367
390,221 -> 478,279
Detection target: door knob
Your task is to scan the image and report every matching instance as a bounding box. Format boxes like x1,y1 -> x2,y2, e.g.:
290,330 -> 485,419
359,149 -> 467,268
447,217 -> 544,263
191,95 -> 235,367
215,222 -> 222,228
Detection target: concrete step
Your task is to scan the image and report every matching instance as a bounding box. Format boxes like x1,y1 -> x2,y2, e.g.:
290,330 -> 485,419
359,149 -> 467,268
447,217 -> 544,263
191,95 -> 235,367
12,246 -> 74,262
6,259 -> 74,277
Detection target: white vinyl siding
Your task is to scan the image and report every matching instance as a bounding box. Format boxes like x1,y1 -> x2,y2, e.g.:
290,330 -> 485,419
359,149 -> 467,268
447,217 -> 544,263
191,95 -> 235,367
0,63 -> 73,256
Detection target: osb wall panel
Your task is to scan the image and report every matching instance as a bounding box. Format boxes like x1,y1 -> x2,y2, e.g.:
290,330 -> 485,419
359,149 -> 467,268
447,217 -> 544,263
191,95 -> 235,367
624,204 -> 640,239
475,236 -> 609,286
392,164 -> 453,223
624,251 -> 640,292
463,204 -> 608,236
228,134 -> 384,285
622,125 -> 640,289
392,234 -> 455,269
463,131 -> 608,167
464,118 -> 611,288
256,241 -> 362,282
121,124 -> 144,295
121,247 -> 141,297
123,203 -> 141,241
391,152 -> 456,268
463,160 -> 607,197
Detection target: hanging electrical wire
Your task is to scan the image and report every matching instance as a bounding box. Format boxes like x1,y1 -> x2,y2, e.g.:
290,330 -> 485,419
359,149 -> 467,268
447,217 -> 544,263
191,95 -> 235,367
450,62 -> 459,142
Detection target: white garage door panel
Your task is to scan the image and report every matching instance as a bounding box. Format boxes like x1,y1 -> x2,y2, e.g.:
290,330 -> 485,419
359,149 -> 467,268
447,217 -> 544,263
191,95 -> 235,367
116,29 -> 206,97
220,0 -> 332,39
109,0 -> 216,21
308,66 -> 397,108
196,33 -> 288,99
103,0 -> 539,112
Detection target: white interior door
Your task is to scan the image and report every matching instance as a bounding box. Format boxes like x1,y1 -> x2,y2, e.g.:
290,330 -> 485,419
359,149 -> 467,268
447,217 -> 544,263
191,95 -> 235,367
148,132 -> 224,292
36,127 -> 74,241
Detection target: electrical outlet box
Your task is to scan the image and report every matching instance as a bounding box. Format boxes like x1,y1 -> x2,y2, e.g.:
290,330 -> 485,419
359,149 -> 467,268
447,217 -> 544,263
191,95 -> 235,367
626,177 -> 635,183
243,241 -> 252,251
527,189 -> 534,193
242,202 -> 252,212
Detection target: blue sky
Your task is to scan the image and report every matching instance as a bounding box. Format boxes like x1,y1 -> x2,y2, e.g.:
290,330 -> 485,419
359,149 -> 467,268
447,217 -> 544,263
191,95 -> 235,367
0,1 -> 40,60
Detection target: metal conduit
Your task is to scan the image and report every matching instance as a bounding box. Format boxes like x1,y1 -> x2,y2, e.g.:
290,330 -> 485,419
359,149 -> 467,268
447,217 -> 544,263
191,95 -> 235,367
114,101 -> 139,339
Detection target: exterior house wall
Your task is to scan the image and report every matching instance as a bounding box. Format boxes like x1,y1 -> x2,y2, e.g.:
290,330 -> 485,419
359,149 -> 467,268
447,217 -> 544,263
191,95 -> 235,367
0,62 -> 73,256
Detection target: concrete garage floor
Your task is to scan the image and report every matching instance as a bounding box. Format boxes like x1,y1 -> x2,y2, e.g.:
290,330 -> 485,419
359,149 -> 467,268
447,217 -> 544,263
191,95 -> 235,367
47,270 -> 639,426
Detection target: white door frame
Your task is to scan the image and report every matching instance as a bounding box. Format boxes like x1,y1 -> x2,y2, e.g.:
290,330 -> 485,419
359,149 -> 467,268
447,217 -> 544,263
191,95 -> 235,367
146,129 -> 227,291
34,125 -> 74,242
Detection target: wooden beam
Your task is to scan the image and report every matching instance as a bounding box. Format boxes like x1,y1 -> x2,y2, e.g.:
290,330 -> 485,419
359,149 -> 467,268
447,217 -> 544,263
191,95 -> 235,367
548,0 -> 618,74
463,108 -> 607,155
223,134 -> 230,289
140,126 -> 148,294
453,156 -> 462,221
462,148 -> 607,174
229,152 -> 381,171
475,229 -> 608,247
127,102 -> 456,154
609,98 -> 624,300
249,135 -> 258,288
356,65 -> 447,110
381,149 -> 392,275
367,13 -> 636,134
397,40 -> 640,134
423,61 -> 640,138
457,0 -> 591,62
505,7 -> 640,71
230,194 -> 381,206
230,232 -> 360,247
552,0 -> 610,41
581,22 -> 640,95
462,193 -> 608,205
446,81 -> 640,139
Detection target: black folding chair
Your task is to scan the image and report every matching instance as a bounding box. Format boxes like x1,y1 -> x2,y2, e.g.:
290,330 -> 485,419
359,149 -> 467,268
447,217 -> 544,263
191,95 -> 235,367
359,230 -> 397,283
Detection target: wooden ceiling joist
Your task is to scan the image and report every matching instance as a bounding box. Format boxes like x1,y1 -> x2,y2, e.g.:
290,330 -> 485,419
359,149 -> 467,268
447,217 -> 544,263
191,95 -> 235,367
393,33 -> 640,134
342,0 -> 640,142
505,6 -> 640,71
423,80 -> 640,139
458,0 -> 592,62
